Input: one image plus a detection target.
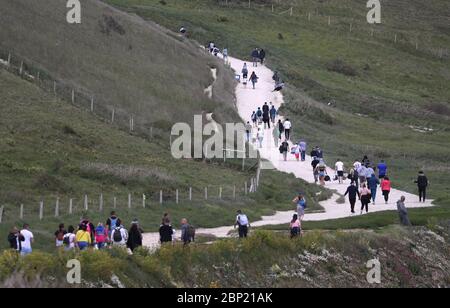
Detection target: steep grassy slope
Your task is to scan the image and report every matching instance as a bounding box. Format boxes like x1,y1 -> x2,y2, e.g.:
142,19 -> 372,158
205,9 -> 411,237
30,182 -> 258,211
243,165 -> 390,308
105,0 -> 450,222
2,223 -> 449,287
0,0 -> 238,131
0,69 -> 329,251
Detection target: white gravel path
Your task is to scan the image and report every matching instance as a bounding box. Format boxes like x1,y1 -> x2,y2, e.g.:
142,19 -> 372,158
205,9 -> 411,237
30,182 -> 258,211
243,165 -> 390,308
142,55 -> 433,249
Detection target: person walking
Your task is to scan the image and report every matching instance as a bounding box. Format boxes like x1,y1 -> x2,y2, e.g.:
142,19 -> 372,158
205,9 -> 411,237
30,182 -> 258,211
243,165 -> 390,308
344,182 -> 361,214
54,223 -> 67,248
256,107 -> 263,124
283,119 -> 292,140
242,63 -> 249,83
397,196 -> 412,226
335,159 -> 345,184
251,48 -> 260,67
270,105 -> 277,124
262,102 -> 269,114
94,223 -> 108,250
8,227 -> 24,253
279,139 -> 289,161
180,218 -> 195,246
377,160 -> 388,178
63,226 -> 76,251
259,49 -> 266,65
235,210 -> 250,238
292,193 -> 307,221
245,121 -> 252,142
222,48 -> 228,63
278,120 -> 284,140
311,157 -> 320,183
316,161 -> 327,186
257,127 -> 264,148
272,71 -> 280,84
348,167 -> 359,188
381,177 -> 392,204
289,214 -> 302,238
106,211 -> 120,239
358,164 -> 367,186
415,171 -> 428,202
293,143 -> 301,161
316,147 -> 324,160
19,224 -> 34,256
159,218 -> 174,244
262,110 -> 270,129
368,174 -> 380,204
111,220 -> 128,247
251,111 -> 257,127
359,184 -> 371,214
299,140 -> 307,161
75,224 -> 91,251
127,220 -> 143,252
249,71 -> 259,89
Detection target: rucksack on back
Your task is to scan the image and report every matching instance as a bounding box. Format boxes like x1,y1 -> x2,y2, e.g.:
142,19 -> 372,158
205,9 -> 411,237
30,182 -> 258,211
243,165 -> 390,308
63,234 -> 71,246
113,227 -> 123,242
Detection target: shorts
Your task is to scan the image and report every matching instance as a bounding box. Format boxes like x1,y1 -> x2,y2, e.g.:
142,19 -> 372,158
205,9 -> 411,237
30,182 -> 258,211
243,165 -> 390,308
291,227 -> 300,237
337,171 -> 344,177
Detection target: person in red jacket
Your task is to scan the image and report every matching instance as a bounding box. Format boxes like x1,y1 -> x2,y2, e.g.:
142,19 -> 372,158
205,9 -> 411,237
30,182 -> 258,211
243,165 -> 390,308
381,176 -> 392,204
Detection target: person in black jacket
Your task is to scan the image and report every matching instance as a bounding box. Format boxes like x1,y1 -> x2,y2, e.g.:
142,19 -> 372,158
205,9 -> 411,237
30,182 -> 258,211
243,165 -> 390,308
259,49 -> 266,65
415,171 -> 429,202
8,227 -> 24,252
159,220 -> 174,244
127,220 -> 143,252
344,182 -> 361,214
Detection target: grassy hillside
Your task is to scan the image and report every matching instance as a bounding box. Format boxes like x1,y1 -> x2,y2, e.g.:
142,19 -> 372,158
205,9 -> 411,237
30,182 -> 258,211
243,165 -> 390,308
0,0 -> 239,131
0,68 -> 330,251
104,0 -> 450,225
2,223 -> 449,287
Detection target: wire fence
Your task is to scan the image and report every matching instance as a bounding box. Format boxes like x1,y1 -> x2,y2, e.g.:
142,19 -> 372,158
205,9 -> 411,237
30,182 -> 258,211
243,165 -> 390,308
0,177 -> 263,223
217,1 -> 449,60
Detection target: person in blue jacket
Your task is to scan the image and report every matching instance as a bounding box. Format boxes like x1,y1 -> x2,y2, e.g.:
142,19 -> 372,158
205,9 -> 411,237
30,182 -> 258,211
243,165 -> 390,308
377,160 -> 388,178
367,174 -> 380,204
269,105 -> 277,124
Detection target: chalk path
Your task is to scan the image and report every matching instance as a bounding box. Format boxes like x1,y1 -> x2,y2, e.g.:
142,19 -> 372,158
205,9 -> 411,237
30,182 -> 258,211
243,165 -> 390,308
142,55 -> 433,248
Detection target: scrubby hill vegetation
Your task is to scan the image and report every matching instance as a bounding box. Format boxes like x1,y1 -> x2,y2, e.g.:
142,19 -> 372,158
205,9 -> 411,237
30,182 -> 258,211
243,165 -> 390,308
1,222 -> 449,288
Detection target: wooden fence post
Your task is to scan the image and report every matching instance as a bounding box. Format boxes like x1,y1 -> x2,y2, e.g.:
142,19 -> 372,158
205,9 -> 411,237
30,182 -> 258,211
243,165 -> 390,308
290,7 -> 293,16
349,23 -> 353,32
0,206 -> 3,224
113,197 -> 117,209
245,182 -> 248,195
160,190 -> 163,204
328,16 -> 331,26
142,194 -> 146,208
415,42 -> 419,50
69,199 -> 73,215
111,108 -> 115,123
39,201 -> 44,220
19,61 -> 23,75
233,185 -> 236,199
308,12 -> 311,21
55,197 -> 60,217
71,89 -> 75,104
205,187 -> 208,200
20,204 -> 24,220
99,194 -> 103,212
90,97 -> 94,112
53,81 -> 57,96
189,187 -> 192,201
394,34 -> 397,43
219,187 -> 222,199
7,53 -> 11,66
37,71 -> 40,83
176,189 -> 179,204
128,193 -> 132,209
84,195 -> 88,211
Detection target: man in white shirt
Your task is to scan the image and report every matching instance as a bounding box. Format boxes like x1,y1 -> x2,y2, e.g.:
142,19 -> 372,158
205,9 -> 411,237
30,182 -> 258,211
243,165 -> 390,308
283,119 -> 292,140
335,160 -> 345,184
234,210 -> 250,238
20,224 -> 34,256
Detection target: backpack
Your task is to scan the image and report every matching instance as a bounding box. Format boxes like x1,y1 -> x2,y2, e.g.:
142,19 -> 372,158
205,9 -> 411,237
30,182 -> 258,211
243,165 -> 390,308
256,110 -> 262,117
188,225 -> 196,240
95,227 -> 107,243
113,227 -> 123,242
63,234 -> 72,246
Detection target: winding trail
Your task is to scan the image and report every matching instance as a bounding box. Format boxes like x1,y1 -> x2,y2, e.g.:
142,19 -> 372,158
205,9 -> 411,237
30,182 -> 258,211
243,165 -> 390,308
142,55 -> 433,248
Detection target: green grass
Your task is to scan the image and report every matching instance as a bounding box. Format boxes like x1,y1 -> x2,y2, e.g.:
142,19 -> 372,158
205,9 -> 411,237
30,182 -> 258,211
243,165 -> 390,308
0,69 -> 330,251
104,0 -> 450,227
